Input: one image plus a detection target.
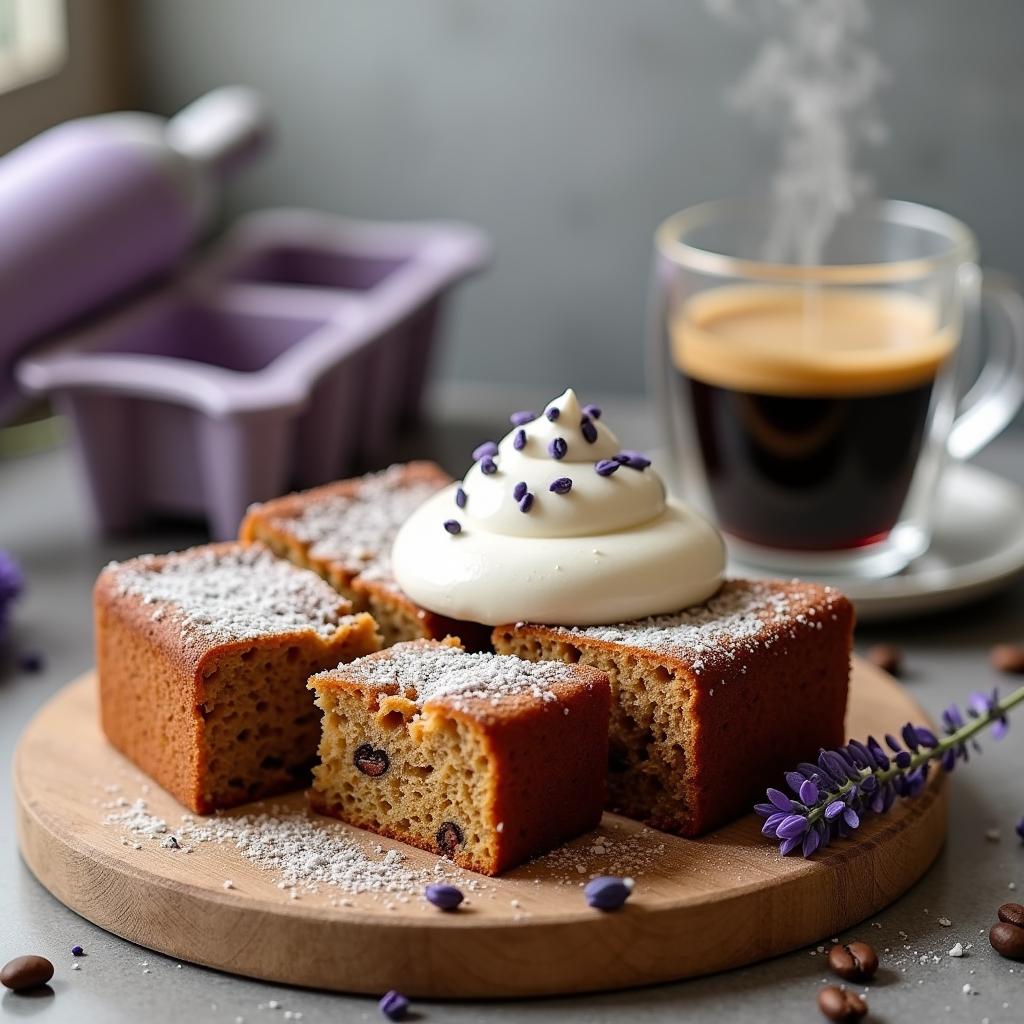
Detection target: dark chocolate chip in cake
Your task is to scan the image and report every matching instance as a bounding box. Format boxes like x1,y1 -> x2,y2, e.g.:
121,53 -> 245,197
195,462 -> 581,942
354,744 -> 390,778
436,821 -> 464,857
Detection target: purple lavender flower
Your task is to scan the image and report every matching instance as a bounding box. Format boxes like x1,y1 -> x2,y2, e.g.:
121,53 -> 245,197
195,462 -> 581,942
757,681 -> 1024,858
510,410 -> 536,426
472,441 -> 498,461
583,403 -> 602,420
549,477 -> 573,494
613,450 -> 652,471
548,438 -> 567,460
583,876 -> 631,911
379,990 -> 409,1021
595,459 -> 619,477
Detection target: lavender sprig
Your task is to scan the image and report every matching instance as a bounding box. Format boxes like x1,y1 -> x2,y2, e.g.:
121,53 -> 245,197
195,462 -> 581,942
756,683 -> 1024,857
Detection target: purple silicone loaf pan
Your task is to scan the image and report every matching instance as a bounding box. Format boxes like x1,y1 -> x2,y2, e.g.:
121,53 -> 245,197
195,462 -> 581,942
17,209 -> 490,539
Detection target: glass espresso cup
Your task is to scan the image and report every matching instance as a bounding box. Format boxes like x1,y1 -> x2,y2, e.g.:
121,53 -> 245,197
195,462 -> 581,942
652,199 -> 1024,578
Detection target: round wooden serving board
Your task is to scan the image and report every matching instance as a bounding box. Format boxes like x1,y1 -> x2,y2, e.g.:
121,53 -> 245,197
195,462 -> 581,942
15,658 -> 947,999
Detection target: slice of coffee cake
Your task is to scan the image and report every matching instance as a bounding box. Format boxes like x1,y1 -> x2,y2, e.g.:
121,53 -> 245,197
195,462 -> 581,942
493,579 -> 853,837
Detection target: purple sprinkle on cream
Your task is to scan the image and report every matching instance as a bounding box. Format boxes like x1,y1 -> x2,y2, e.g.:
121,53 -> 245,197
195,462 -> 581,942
443,519 -> 462,535
614,449 -> 652,470
424,883 -> 464,911
513,428 -> 526,450
548,437 -> 568,460
595,459 -> 620,477
455,486 -> 467,509
583,403 -> 602,420
480,455 -> 498,475
545,406 -> 560,421
379,990 -> 409,1021
472,441 -> 498,461
580,417 -> 598,444
510,410 -> 535,426
513,481 -> 528,501
549,477 -> 573,494
519,492 -> 535,513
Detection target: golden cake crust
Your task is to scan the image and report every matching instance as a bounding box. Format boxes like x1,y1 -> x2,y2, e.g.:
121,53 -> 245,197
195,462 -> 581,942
239,463 -> 491,649
95,542 -> 380,813
492,578 -> 854,837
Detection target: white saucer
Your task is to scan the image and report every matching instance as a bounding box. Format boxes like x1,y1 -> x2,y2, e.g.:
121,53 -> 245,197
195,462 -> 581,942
728,462 -> 1024,622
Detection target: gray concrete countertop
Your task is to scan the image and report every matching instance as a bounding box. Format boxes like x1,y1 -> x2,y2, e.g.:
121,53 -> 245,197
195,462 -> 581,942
1,391 -> 1023,1024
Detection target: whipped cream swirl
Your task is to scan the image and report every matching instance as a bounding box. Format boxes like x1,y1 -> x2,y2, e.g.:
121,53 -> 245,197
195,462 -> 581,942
392,388 -> 725,626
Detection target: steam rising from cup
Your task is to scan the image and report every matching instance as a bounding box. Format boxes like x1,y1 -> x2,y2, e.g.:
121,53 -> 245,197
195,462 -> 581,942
705,0 -> 887,264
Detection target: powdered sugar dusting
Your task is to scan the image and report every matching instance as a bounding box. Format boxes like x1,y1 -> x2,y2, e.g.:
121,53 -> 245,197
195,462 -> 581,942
106,544 -> 352,645
273,465 -> 447,586
559,580 -> 839,674
313,642 -> 585,712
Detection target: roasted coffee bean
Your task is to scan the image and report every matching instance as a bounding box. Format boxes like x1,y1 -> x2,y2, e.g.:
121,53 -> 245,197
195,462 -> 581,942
991,643 -> 1024,675
436,821 -> 464,857
1,955 -> 54,992
353,744 -> 389,778
827,941 -> 879,982
817,985 -> 867,1022
997,902 -> 1024,928
866,643 -> 902,675
990,921 -> 1024,960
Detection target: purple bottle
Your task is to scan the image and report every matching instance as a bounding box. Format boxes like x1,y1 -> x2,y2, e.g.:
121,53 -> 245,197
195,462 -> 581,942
0,87 -> 269,420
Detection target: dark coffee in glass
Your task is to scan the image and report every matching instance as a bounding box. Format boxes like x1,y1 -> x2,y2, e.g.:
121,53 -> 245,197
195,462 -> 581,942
671,286 -> 956,552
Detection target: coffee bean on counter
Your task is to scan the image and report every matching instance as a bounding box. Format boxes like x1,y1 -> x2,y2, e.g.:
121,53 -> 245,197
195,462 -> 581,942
865,643 -> 902,675
827,941 -> 879,982
997,902 -> 1024,928
817,985 -> 868,1022
990,921 -> 1024,961
1,955 -> 54,992
990,643 -> 1024,675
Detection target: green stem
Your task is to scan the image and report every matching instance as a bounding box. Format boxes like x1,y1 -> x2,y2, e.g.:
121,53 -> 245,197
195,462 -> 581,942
804,683 -> 1024,829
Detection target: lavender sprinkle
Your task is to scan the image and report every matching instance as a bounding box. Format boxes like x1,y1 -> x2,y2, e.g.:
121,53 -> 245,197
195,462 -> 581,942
595,459 -> 620,477
424,883 -> 464,911
455,486 -> 467,509
548,438 -> 568,460
513,428 -> 526,450
545,407 -> 560,421
584,876 -> 631,911
379,990 -> 409,1021
510,410 -> 535,426
513,481 -> 528,501
519,492 -> 535,513
472,441 -> 498,461
580,417 -> 598,444
480,455 -> 498,475
614,450 -> 652,470
583,403 -> 602,420
443,519 -> 462,535
549,477 -> 573,494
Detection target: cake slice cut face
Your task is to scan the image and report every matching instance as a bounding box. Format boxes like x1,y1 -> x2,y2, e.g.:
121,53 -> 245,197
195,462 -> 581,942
95,542 -> 380,813
308,639 -> 611,875
240,462 -> 489,649
493,579 -> 854,838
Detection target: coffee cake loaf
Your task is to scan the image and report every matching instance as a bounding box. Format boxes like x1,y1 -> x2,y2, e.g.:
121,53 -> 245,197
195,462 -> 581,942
308,639 -> 611,875
493,579 -> 853,837
240,463 -> 490,649
95,543 -> 380,813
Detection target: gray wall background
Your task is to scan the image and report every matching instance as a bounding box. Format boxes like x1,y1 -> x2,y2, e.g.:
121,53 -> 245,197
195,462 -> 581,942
134,0 -> 1024,396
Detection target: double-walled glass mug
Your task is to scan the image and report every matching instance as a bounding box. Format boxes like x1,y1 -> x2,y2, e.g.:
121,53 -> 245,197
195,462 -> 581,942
651,199 -> 1024,579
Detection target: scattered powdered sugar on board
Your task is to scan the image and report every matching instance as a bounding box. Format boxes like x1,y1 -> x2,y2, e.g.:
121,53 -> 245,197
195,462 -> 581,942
105,544 -> 352,645
532,819 -> 667,884
272,465 -> 447,584
104,798 -> 466,897
312,642 -> 589,711
553,580 -> 840,674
